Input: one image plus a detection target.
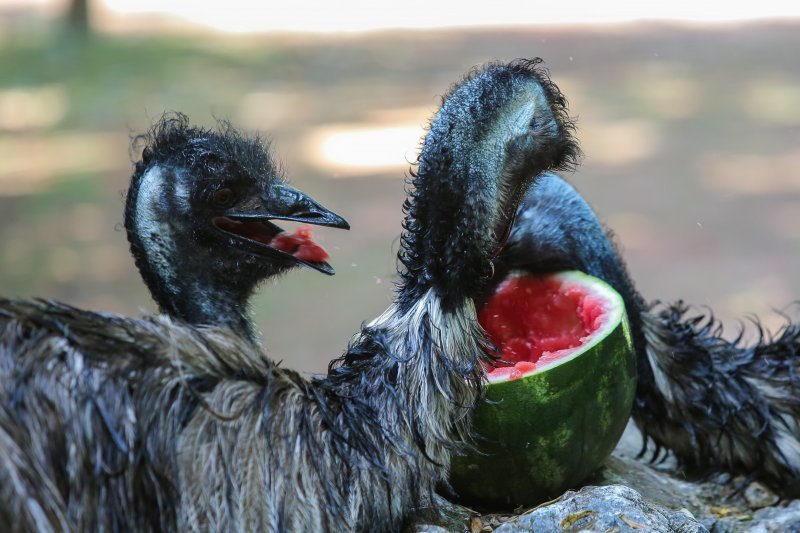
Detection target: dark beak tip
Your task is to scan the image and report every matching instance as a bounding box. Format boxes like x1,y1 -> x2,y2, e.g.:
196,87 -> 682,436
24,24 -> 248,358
321,262 -> 336,275
324,212 -> 350,231
303,260 -> 335,276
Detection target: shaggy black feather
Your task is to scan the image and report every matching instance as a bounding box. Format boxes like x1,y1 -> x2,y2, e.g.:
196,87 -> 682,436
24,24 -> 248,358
0,299 -> 395,531
495,172 -> 800,494
642,301 -> 800,493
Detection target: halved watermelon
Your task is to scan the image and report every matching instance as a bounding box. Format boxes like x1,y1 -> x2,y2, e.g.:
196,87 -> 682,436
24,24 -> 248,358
450,271 -> 636,508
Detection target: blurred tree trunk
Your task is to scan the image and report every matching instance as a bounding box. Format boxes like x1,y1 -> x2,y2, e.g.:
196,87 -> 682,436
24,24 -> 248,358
66,0 -> 90,37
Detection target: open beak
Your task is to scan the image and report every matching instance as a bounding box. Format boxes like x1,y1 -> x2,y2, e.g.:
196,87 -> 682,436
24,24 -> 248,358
212,183 -> 349,275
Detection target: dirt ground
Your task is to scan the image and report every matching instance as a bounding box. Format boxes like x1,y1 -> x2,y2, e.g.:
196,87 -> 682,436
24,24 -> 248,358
1,20 -> 798,372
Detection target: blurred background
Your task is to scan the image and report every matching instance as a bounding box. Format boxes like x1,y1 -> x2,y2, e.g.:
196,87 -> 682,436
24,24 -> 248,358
1,1 -> 798,373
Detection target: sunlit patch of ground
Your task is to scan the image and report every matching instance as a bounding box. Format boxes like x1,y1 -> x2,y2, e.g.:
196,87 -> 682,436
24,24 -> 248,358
309,124 -> 422,174
0,84 -> 68,131
304,110 -> 429,177
743,78 -> 800,124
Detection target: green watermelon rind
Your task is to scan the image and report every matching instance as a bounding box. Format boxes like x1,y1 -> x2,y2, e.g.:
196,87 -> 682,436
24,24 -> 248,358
450,270 -> 636,508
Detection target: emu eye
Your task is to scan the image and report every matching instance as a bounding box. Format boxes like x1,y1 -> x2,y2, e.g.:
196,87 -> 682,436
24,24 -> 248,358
212,187 -> 235,208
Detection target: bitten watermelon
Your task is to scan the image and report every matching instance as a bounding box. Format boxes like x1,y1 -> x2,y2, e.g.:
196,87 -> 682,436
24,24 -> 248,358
450,271 -> 636,508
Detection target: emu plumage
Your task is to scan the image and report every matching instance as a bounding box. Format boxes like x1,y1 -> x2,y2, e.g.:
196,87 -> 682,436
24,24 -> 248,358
0,60 -> 577,531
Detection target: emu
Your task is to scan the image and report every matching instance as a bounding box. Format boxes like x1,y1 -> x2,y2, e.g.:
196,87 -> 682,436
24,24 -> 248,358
0,60 -> 578,531
496,172 -> 800,494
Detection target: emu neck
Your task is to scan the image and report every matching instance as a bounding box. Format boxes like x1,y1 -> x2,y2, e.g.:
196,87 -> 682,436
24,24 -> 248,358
129,166 -> 260,343
158,270 -> 258,343
140,235 -> 260,343
398,82 -> 557,311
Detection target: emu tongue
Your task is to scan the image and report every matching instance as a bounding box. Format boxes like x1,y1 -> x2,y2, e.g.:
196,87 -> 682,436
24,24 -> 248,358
269,225 -> 330,263
214,217 -> 277,244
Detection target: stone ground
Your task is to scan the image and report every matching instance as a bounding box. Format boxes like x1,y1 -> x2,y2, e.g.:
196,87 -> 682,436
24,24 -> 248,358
413,423 -> 800,531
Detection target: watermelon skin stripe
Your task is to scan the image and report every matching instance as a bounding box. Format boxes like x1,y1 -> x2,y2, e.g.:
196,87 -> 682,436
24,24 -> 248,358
450,273 -> 636,508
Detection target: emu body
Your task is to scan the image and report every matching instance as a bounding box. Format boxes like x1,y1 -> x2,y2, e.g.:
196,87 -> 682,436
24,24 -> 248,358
495,172 -> 800,494
0,60 -> 577,531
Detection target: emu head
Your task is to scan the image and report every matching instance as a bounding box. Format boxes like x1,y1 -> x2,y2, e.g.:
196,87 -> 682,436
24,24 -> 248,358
399,59 -> 579,310
125,113 -> 349,337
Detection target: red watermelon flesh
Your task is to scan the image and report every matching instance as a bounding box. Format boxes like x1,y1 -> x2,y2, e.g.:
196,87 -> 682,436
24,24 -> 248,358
478,276 -> 608,381
269,225 -> 330,263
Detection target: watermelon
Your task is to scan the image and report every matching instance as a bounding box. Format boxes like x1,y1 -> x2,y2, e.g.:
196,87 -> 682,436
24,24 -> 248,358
450,270 -> 636,508
269,225 -> 330,263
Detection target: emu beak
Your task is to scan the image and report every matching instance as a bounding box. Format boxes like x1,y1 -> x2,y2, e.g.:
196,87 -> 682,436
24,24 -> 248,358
213,183 -> 349,275
256,183 -> 350,231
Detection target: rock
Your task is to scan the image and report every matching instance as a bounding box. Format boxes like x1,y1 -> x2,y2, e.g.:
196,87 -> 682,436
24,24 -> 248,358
745,500 -> 800,532
491,484 -> 705,532
406,494 -> 478,532
587,423 -> 800,532
409,422 -> 800,531
744,482 -> 780,510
